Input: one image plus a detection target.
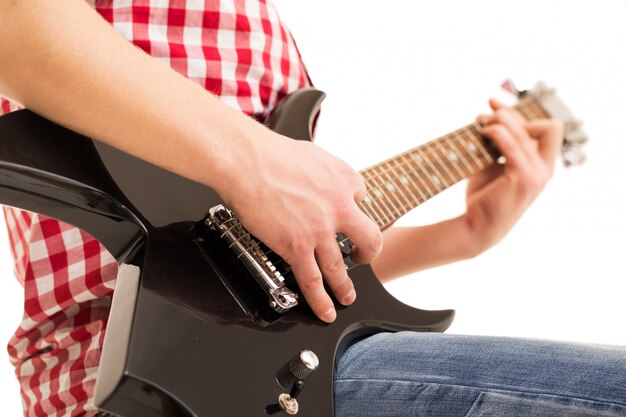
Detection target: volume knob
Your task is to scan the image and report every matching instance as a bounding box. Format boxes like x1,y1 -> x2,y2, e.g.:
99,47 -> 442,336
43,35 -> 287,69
277,349 -> 319,390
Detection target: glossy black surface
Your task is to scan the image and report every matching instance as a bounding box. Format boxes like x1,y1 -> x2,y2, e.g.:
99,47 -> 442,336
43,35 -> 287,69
0,111 -> 145,260
0,89 -> 454,416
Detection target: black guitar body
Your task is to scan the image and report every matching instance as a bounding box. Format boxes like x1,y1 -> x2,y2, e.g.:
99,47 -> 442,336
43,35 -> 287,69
0,89 -> 454,417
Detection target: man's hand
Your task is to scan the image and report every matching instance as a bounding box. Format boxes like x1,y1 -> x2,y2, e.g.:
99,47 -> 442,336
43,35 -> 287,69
370,98 -> 564,282
0,0 -> 383,324
219,132 -> 383,323
466,99 -> 564,251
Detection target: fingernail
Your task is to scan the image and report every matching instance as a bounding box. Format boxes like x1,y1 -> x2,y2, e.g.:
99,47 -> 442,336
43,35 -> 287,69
323,307 -> 337,323
342,289 -> 356,305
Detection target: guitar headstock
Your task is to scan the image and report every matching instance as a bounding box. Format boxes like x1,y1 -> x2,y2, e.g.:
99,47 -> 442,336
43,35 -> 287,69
503,80 -> 588,167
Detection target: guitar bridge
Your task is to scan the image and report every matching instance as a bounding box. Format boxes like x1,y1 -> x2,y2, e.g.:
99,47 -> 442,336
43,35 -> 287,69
199,205 -> 299,314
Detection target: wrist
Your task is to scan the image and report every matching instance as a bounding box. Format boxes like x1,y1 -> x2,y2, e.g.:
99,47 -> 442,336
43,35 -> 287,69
461,210 -> 502,259
201,111 -> 280,210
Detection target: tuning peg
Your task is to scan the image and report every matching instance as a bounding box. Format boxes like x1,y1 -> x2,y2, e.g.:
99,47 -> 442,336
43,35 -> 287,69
501,79 -> 526,98
562,145 -> 587,168
564,119 -> 583,135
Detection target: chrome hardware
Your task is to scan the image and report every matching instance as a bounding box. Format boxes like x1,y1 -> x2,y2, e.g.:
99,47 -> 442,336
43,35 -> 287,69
563,119 -> 587,145
273,350 -> 318,415
562,145 -> 587,167
503,80 -> 588,168
205,205 -> 299,312
291,349 -> 319,380
501,79 -> 525,98
277,349 -> 319,390
278,393 -> 299,415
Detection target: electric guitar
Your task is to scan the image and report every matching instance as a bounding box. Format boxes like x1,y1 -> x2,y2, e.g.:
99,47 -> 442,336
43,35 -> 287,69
0,82 -> 587,417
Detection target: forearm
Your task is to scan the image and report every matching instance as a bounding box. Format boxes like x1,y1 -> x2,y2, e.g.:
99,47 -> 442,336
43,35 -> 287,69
372,102 -> 563,284
0,0 -> 386,323
371,216 -> 483,283
0,0 -> 263,200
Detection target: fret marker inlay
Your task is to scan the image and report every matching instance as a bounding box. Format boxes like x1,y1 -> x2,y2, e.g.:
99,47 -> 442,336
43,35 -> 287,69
357,95 -> 547,231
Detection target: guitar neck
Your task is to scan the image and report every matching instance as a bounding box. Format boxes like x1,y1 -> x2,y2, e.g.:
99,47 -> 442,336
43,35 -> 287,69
358,95 -> 549,230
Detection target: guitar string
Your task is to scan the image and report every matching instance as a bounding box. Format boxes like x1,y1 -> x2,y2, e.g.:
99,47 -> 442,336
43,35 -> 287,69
360,98 -> 540,186
359,128 -> 491,221
257,99 -> 544,268
357,130 -> 494,226
358,124 -> 492,221
355,99 -> 544,224
252,99 -> 545,272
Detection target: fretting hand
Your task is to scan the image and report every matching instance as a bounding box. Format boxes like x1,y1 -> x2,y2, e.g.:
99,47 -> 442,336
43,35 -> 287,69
465,99 -> 564,250
371,99 -> 564,282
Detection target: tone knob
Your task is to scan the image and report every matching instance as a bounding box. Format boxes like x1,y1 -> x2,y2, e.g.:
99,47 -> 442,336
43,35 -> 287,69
277,349 -> 319,390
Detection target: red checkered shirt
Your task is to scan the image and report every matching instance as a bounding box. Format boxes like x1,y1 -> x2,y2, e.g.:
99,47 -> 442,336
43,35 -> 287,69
1,1 -> 309,415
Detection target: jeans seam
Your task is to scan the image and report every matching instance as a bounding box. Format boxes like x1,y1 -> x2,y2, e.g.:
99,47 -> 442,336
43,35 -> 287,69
335,377 -> 626,408
462,392 -> 484,417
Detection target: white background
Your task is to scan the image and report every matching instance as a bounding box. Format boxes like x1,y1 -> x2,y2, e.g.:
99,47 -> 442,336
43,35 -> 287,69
1,0 -> 625,414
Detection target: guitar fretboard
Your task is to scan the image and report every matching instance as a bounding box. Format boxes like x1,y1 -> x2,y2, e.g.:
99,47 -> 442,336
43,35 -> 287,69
358,96 -> 549,229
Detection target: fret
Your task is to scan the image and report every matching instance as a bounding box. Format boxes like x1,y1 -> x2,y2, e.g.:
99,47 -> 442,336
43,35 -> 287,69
398,153 -> 434,201
464,126 -> 486,160
457,128 -> 483,166
434,139 -> 465,183
444,133 -> 476,176
365,166 -> 403,221
390,157 -> 425,205
357,95 -> 554,230
361,162 -> 414,228
415,147 -> 448,193
425,142 -> 456,186
378,162 -> 413,213
357,195 -> 385,226
426,142 -> 458,188
360,169 -> 391,227
451,130 -> 482,170
516,97 -> 548,121
516,101 -> 535,120
362,193 -> 391,229
517,99 -> 538,121
467,124 -> 496,165
401,151 -> 438,199
527,99 -> 549,120
370,164 -> 407,218
364,184 -> 396,225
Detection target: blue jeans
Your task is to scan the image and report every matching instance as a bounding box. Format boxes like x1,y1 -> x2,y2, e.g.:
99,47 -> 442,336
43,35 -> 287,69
335,333 -> 626,416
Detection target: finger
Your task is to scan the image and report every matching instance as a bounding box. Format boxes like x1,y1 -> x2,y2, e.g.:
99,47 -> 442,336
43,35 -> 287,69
526,119 -> 564,166
489,98 -> 506,111
353,176 -> 368,203
482,124 -> 530,170
489,98 -> 519,114
488,99 -> 527,125
315,238 -> 356,306
289,255 -> 336,323
484,110 -> 537,162
340,206 -> 383,265
484,110 -> 527,143
476,113 -> 490,125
